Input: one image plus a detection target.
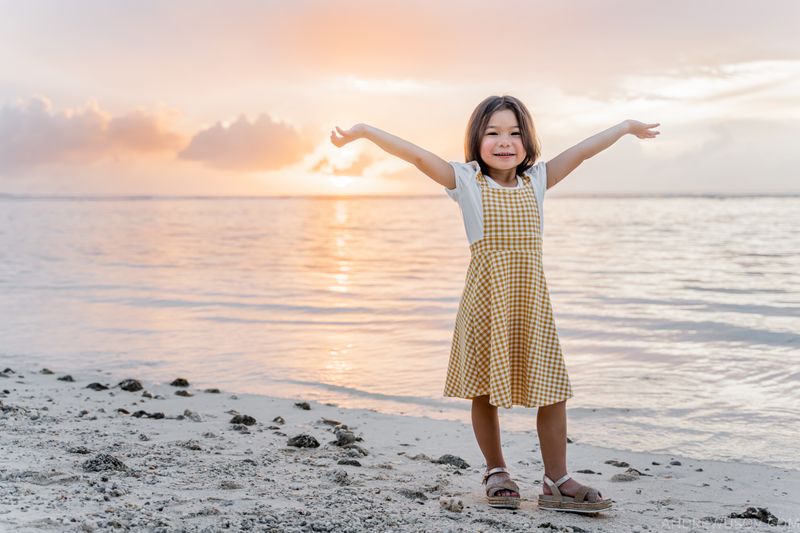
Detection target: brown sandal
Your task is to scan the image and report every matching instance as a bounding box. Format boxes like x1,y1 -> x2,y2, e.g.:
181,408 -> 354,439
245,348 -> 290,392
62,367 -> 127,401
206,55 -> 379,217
482,466 -> 521,509
538,474 -> 613,513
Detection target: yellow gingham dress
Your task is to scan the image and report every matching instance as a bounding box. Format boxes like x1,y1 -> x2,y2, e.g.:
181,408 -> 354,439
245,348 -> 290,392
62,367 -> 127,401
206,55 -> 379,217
443,168 -> 573,408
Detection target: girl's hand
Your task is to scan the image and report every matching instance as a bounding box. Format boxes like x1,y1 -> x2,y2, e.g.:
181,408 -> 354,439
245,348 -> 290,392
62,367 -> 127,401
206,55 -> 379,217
330,124 -> 367,147
626,120 -> 660,139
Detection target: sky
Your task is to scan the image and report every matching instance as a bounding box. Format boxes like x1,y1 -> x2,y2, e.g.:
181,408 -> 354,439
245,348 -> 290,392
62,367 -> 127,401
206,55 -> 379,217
1,0 -> 798,196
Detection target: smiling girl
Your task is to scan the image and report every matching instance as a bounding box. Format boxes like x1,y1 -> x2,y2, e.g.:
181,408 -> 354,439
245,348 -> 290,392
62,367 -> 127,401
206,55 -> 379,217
331,94 -> 659,514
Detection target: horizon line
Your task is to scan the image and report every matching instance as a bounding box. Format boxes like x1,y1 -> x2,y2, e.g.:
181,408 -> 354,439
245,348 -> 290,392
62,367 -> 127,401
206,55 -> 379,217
1,191 -> 799,201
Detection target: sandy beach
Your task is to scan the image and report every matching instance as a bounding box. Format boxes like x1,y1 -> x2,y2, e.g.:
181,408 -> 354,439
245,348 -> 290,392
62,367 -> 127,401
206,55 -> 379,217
1,365 -> 798,532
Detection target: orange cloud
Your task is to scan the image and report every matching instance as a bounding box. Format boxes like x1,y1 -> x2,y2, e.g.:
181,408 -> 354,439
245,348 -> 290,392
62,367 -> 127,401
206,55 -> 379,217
0,97 -> 185,171
107,110 -> 185,152
310,151 -> 374,176
178,113 -> 313,172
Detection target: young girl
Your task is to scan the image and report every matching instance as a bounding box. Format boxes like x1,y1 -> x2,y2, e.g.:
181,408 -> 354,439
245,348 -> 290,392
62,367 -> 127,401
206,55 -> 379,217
330,95 -> 659,514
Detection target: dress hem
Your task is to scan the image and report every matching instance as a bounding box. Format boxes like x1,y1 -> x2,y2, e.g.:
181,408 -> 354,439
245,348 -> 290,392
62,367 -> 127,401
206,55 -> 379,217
442,391 -> 574,409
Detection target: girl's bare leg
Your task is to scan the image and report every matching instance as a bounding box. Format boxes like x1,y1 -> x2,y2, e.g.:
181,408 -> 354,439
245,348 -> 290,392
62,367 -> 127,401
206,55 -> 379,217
536,400 -> 605,501
471,395 -> 518,497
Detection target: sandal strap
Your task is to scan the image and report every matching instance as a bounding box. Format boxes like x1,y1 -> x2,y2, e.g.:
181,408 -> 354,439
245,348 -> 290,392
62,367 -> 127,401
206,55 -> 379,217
543,474 -> 572,498
574,485 -> 590,503
486,477 -> 520,497
482,466 -> 509,484
553,474 -> 571,486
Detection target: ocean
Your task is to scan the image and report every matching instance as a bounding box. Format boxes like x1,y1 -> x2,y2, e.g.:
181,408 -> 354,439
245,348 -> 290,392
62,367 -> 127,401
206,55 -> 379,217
1,193 -> 798,469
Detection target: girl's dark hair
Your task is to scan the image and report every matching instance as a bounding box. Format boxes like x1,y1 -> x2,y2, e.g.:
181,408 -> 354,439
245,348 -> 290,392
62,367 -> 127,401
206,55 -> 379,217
464,95 -> 541,177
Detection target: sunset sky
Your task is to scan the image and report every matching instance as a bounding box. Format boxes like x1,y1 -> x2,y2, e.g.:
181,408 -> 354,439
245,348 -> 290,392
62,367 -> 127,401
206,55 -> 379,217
1,0 -> 798,196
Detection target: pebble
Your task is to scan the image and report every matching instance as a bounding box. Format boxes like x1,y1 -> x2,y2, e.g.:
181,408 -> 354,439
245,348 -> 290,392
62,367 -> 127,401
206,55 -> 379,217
170,378 -> 189,387
611,468 -> 640,482
117,379 -> 143,392
434,454 -> 469,469
229,414 -> 256,425
82,454 -> 129,473
295,401 -> 311,410
287,434 -> 320,448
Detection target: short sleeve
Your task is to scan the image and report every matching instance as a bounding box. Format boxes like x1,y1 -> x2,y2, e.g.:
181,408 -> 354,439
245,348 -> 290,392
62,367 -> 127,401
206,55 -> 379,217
527,160 -> 548,200
444,160 -> 480,202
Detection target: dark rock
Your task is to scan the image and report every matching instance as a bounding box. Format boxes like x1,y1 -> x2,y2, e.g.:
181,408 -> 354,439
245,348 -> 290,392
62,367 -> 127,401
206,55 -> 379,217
575,469 -> 596,474
1,368 -> 14,374
434,454 -> 470,469
57,375 -> 74,382
566,437 -> 573,443
538,524 -> 588,532
131,410 -> 165,419
116,408 -> 130,415
272,416 -> 285,425
728,507 -> 786,526
669,460 -> 682,466
40,368 -> 54,375
175,390 -> 193,397
605,459 -> 630,467
287,434 -> 319,448
170,378 -> 189,387
651,461 -> 661,465
321,417 -> 344,427
337,459 -> 362,467
695,467 -> 704,472
67,446 -> 91,454
220,480 -> 243,490
204,388 -> 220,394
230,414 -> 256,426
178,440 -> 201,451
294,401 -> 311,410
342,444 -> 369,456
118,379 -> 143,392
82,454 -> 129,472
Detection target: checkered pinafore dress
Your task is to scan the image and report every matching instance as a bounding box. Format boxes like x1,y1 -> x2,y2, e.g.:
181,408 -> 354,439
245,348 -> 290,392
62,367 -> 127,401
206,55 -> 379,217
443,169 -> 573,408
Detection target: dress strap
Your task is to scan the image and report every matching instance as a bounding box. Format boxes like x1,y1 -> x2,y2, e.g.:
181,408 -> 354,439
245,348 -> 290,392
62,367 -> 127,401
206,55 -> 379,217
475,168 -> 487,187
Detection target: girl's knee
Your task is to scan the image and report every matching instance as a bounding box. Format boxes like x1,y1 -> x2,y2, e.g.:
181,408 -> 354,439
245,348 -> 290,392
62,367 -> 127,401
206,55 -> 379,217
471,394 -> 494,406
538,399 -> 567,411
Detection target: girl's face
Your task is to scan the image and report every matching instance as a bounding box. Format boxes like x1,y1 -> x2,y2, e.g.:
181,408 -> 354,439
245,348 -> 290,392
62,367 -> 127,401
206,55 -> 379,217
479,108 -> 526,174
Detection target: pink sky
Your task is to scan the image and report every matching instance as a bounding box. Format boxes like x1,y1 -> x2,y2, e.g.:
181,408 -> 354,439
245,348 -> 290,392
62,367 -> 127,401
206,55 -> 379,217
1,0 -> 798,195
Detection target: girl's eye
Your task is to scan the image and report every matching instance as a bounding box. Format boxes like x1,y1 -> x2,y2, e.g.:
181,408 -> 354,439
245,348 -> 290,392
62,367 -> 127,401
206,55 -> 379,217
512,132 -> 521,135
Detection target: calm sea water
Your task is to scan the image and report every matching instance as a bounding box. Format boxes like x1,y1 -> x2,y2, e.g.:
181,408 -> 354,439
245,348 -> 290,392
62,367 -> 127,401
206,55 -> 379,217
1,194 -> 798,469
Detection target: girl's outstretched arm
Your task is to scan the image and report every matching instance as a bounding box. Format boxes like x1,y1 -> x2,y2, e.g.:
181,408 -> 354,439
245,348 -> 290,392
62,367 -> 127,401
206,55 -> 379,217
545,120 -> 660,190
330,124 -> 456,189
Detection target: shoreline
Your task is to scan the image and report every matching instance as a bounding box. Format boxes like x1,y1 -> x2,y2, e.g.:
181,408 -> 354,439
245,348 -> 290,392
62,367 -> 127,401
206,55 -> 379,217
1,365 -> 798,532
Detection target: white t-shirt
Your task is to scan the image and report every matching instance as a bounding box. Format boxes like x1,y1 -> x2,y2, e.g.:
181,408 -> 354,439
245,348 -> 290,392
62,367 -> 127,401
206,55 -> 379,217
444,160 -> 548,245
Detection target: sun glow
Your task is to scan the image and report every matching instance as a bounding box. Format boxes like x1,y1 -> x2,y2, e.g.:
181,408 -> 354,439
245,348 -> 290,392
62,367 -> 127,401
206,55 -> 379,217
330,176 -> 353,188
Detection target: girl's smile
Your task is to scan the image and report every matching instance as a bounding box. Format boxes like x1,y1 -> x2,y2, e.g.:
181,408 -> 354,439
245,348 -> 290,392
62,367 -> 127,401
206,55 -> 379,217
480,108 -> 526,181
